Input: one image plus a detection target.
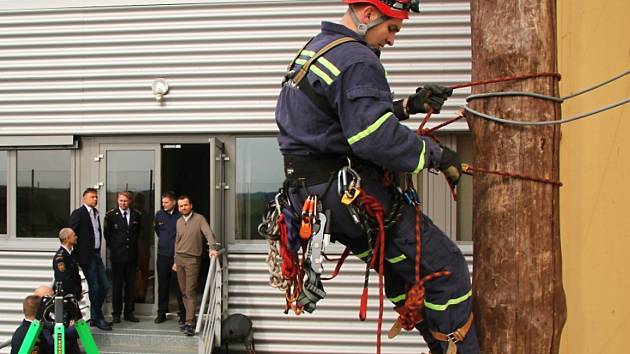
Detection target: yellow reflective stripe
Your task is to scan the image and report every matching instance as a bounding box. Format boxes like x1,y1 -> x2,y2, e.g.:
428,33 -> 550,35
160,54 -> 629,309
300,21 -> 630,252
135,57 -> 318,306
425,290 -> 473,311
354,249 -> 372,259
386,254 -> 407,264
389,293 -> 406,303
298,50 -> 340,80
310,65 -> 333,85
348,112 -> 393,145
317,57 -> 340,76
413,140 -> 427,174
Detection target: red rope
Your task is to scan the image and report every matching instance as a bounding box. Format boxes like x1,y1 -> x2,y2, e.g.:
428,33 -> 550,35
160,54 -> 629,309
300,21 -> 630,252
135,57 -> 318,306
321,248 -> 351,281
278,213 -> 296,279
415,72 -> 563,190
463,164 -> 562,187
450,71 -> 560,90
279,213 -> 305,315
357,192 -> 386,354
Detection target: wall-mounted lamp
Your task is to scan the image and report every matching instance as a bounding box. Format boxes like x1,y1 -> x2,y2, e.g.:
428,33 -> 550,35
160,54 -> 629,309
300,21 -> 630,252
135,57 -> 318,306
151,78 -> 170,102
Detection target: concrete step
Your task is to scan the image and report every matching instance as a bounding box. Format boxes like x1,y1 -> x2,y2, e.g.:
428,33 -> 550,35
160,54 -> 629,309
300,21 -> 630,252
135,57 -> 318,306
91,315 -> 198,354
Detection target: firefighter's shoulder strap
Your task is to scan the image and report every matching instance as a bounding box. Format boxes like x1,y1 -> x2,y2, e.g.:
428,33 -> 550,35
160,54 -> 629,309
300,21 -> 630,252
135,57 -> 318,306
285,37 -> 357,118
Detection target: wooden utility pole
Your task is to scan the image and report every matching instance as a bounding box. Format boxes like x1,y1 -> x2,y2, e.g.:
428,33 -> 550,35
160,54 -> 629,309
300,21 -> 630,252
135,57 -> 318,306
468,1 -> 567,353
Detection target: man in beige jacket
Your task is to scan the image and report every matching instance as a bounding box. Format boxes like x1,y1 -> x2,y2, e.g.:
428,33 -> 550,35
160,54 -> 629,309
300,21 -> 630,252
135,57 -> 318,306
172,195 -> 218,336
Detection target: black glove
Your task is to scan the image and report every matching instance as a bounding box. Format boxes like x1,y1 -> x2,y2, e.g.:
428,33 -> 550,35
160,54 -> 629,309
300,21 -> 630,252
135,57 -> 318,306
406,84 -> 453,114
438,146 -> 462,188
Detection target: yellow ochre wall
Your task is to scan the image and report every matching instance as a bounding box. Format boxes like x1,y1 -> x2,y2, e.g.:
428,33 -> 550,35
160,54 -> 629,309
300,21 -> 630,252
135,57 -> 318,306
557,1 -> 630,353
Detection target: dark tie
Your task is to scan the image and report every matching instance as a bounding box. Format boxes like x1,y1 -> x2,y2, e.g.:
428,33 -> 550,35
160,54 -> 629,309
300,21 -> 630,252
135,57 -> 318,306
123,211 -> 128,227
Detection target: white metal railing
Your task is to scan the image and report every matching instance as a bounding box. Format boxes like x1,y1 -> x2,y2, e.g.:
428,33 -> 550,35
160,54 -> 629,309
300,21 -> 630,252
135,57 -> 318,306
0,339 -> 10,350
196,250 -> 224,354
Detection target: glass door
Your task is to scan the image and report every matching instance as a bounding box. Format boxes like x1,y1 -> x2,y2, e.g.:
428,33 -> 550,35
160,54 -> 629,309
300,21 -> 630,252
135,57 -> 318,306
98,144 -> 160,316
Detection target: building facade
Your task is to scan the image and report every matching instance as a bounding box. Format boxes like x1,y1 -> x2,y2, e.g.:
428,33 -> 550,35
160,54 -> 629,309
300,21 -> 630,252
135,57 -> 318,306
0,1 -> 472,353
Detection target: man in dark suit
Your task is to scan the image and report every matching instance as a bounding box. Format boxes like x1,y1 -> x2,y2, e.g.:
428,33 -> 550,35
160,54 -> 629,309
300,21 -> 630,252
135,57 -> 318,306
104,191 -> 141,323
53,228 -> 82,300
11,295 -> 51,354
68,187 -> 112,331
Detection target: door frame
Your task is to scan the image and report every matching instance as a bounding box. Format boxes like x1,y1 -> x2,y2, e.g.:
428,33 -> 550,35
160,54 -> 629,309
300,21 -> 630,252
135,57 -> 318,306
97,143 -> 161,315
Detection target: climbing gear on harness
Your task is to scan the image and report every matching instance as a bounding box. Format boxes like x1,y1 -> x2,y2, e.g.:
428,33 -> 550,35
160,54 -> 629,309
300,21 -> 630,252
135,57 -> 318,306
343,0 -> 421,20
299,196 -> 316,240
259,191 -> 292,291
429,313 -> 475,354
298,208 -> 331,313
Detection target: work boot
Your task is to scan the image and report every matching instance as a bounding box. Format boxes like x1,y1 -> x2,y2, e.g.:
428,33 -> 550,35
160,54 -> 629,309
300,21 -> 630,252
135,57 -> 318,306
112,315 -> 121,324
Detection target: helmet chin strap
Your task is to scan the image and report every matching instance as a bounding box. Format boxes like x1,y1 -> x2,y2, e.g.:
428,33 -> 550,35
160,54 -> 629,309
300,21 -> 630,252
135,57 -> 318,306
349,6 -> 388,39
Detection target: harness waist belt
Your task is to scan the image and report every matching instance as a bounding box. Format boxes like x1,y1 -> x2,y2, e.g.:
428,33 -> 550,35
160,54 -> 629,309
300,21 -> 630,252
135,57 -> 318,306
283,154 -> 347,186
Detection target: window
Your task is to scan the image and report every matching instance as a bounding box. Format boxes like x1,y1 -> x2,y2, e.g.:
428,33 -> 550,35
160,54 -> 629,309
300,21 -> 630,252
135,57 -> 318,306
235,138 -> 284,240
0,152 -> 6,234
16,150 -> 71,238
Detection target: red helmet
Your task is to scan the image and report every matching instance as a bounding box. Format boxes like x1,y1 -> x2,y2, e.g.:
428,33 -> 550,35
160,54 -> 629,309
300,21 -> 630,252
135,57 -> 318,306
343,0 -> 419,20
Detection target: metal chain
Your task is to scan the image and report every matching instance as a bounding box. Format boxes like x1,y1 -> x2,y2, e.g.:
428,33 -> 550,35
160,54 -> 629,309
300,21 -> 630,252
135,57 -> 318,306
267,239 -> 289,290
259,189 -> 293,291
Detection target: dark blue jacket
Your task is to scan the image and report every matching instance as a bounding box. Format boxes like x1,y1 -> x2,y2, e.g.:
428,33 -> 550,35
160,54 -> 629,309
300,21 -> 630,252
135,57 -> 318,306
154,209 -> 180,257
68,205 -> 102,267
276,21 -> 442,173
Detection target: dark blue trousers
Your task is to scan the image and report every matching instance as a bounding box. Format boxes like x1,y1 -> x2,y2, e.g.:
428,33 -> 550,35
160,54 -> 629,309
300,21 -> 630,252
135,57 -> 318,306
82,253 -> 109,321
286,167 -> 479,353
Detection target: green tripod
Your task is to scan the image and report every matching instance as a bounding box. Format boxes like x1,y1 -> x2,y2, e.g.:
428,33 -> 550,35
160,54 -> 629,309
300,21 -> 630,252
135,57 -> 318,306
19,283 -> 100,354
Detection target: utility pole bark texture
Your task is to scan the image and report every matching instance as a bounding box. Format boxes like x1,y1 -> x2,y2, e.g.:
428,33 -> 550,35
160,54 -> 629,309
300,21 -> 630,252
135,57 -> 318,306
468,1 -> 567,353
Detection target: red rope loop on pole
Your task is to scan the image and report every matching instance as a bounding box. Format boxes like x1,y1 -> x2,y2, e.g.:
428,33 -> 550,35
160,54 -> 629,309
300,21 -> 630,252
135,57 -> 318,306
415,72 -> 563,188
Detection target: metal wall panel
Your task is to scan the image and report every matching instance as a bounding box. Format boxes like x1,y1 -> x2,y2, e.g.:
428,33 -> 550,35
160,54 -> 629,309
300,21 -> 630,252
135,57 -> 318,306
0,0 -> 471,135
227,253 -> 473,353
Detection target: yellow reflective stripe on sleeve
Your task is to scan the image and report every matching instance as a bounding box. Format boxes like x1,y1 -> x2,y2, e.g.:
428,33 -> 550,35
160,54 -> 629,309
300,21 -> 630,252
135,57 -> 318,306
348,112 -> 394,145
413,140 -> 426,174
354,249 -> 372,260
310,65 -> 333,85
389,293 -> 406,304
317,57 -> 340,76
301,50 -> 315,57
295,58 -> 307,65
386,254 -> 407,264
425,290 -> 473,311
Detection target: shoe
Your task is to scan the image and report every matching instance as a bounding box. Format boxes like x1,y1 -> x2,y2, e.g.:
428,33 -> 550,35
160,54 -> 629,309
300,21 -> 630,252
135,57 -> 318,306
183,324 -> 194,336
124,313 -> 140,323
112,315 -> 121,324
95,319 -> 113,331
178,317 -> 185,326
154,313 -> 167,324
